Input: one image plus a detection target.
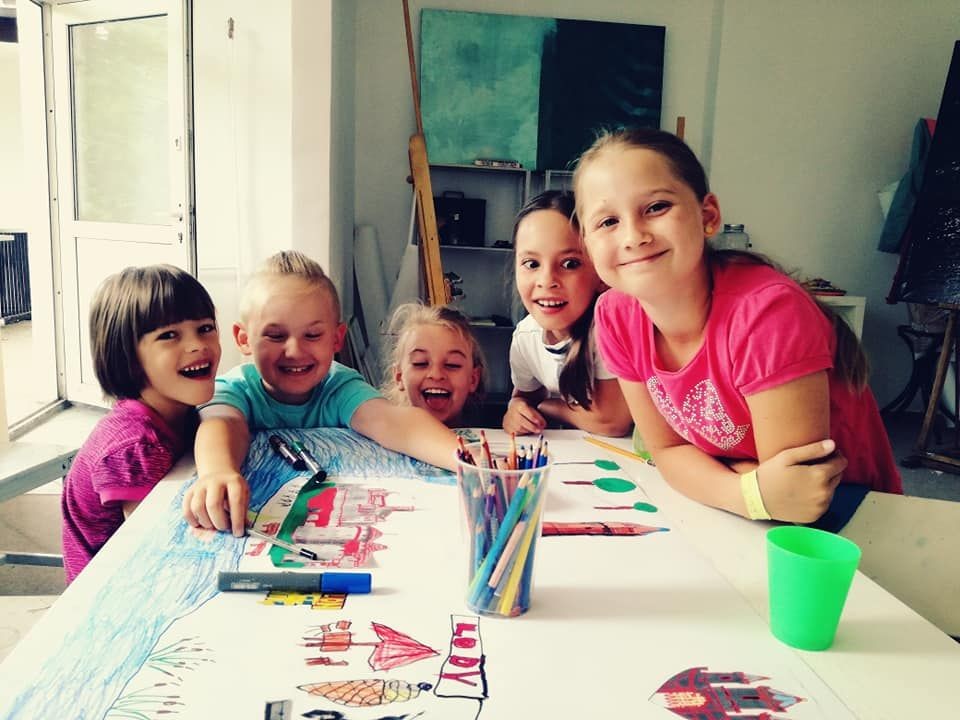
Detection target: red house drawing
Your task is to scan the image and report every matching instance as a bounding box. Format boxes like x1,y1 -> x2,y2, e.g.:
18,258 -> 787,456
650,667 -> 804,719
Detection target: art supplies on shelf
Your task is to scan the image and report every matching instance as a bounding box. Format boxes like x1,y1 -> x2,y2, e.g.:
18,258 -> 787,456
473,158 -> 522,169
802,277 -> 847,296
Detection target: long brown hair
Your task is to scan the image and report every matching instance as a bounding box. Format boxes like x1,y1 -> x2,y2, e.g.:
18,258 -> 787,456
708,249 -> 870,391
513,190 -> 601,408
573,127 -> 869,392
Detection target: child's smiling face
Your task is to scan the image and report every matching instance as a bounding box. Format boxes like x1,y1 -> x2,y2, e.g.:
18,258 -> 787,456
394,324 -> 480,426
234,277 -> 346,405
136,317 -> 221,422
578,146 -> 720,301
514,208 -> 602,344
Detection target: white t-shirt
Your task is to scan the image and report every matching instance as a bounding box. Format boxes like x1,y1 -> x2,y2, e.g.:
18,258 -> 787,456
509,313 -> 615,399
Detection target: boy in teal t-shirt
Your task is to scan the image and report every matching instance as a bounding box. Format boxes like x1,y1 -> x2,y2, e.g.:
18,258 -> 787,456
183,251 -> 459,536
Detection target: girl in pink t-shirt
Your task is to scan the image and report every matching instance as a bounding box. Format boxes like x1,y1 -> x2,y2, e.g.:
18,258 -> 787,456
61,266 -> 221,582
573,128 -> 901,527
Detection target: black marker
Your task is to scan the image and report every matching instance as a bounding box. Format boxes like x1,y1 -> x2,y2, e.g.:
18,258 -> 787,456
218,570 -> 372,594
269,434 -> 305,470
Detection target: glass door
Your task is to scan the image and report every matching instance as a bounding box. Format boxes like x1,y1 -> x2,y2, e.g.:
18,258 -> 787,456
51,0 -> 193,406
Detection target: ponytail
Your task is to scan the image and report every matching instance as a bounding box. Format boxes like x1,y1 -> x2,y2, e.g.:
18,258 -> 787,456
558,294 -> 600,408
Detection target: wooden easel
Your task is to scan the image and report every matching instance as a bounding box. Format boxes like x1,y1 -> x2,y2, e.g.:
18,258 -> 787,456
907,305 -> 960,473
402,0 -> 449,306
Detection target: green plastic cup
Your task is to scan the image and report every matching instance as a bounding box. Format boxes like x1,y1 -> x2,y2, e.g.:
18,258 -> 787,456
767,526 -> 861,651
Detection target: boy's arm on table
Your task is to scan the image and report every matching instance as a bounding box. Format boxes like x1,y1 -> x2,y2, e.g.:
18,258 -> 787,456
183,404 -> 251,536
351,398 -> 459,471
537,378 -> 633,437
503,387 -> 547,435
620,372 -> 846,523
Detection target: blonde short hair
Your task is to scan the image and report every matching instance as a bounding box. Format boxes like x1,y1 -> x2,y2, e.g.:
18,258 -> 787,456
381,302 -> 486,405
240,250 -> 341,321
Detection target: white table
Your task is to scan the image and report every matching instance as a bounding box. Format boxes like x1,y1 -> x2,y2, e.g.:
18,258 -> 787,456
589,434 -> 959,718
1,432 -> 956,718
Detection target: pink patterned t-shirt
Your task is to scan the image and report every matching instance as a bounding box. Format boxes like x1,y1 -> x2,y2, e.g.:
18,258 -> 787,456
61,399 -> 191,582
594,262 -> 901,494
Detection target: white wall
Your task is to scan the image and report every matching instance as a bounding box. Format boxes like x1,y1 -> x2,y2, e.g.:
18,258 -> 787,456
193,0 -> 348,371
353,0 -> 960,403
354,0 -> 720,301
709,0 -> 960,404
0,41 -> 25,230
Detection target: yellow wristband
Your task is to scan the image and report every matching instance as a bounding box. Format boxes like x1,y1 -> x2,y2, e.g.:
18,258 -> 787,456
740,469 -> 772,520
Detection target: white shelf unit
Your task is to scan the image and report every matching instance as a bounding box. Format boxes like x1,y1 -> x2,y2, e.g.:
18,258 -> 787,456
428,164 -> 529,400
817,294 -> 866,340
409,164 -> 575,403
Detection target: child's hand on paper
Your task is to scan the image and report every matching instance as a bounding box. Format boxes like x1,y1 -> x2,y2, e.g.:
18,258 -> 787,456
503,397 -> 546,436
183,470 -> 250,537
756,440 -> 847,523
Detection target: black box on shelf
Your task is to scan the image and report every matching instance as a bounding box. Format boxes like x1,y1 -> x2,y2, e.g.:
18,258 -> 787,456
435,191 -> 485,247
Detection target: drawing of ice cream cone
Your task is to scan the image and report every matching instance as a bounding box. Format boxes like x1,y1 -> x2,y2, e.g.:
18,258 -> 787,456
297,678 -> 432,707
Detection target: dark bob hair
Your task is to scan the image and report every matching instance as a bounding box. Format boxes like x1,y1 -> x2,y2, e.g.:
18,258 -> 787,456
89,265 -> 216,399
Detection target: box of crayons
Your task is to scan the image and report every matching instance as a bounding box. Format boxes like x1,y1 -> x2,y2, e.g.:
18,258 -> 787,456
456,433 -> 551,617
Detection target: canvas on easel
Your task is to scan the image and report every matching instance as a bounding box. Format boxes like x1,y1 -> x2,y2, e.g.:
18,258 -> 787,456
891,41 -> 960,471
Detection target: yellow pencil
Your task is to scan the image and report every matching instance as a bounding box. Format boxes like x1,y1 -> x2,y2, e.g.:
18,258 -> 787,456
583,435 -> 648,462
496,499 -> 543,615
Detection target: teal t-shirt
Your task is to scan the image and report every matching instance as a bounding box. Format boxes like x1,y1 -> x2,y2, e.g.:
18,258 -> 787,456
207,362 -> 381,431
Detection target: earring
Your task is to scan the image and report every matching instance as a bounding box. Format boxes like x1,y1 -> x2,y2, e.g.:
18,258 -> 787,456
705,225 -> 714,235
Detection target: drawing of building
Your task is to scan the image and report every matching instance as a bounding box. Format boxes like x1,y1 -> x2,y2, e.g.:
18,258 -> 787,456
650,666 -> 804,719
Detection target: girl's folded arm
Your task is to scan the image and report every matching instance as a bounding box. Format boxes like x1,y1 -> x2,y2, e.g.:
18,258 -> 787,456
744,371 -> 845,523
619,378 -> 748,516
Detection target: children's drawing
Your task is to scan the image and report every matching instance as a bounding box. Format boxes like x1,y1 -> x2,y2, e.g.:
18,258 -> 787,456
594,501 -> 659,512
298,679 -> 433,707
650,667 -> 804,718
553,458 -> 621,470
253,477 -> 417,569
541,521 -> 668,537
4,430 -> 858,720
261,591 -> 347,610
106,637 -> 212,718
563,477 -> 637,492
302,620 -> 440,671
456,428 -> 481,444
435,615 -> 487,714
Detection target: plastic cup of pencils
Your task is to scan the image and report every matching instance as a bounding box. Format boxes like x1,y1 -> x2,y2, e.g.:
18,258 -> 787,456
456,440 -> 552,618
767,526 -> 861,650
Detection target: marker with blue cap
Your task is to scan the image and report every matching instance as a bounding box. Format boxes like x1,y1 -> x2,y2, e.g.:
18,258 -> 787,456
218,570 -> 372,594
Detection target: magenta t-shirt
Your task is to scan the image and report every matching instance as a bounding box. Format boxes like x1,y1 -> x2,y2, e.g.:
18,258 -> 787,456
594,262 -> 901,494
61,399 -> 190,582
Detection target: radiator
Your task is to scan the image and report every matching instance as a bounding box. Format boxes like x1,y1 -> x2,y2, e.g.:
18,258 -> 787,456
0,232 -> 31,324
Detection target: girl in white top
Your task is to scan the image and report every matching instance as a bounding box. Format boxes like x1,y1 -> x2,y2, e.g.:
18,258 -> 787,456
504,190 -> 633,437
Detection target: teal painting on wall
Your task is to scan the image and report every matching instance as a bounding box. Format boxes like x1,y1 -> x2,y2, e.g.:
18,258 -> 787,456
420,10 -> 552,169
420,9 -> 664,171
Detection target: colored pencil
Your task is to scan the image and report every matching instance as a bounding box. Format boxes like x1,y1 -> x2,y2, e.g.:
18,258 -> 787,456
496,500 -> 544,615
583,435 -> 644,462
532,434 -> 544,468
468,473 -> 530,602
